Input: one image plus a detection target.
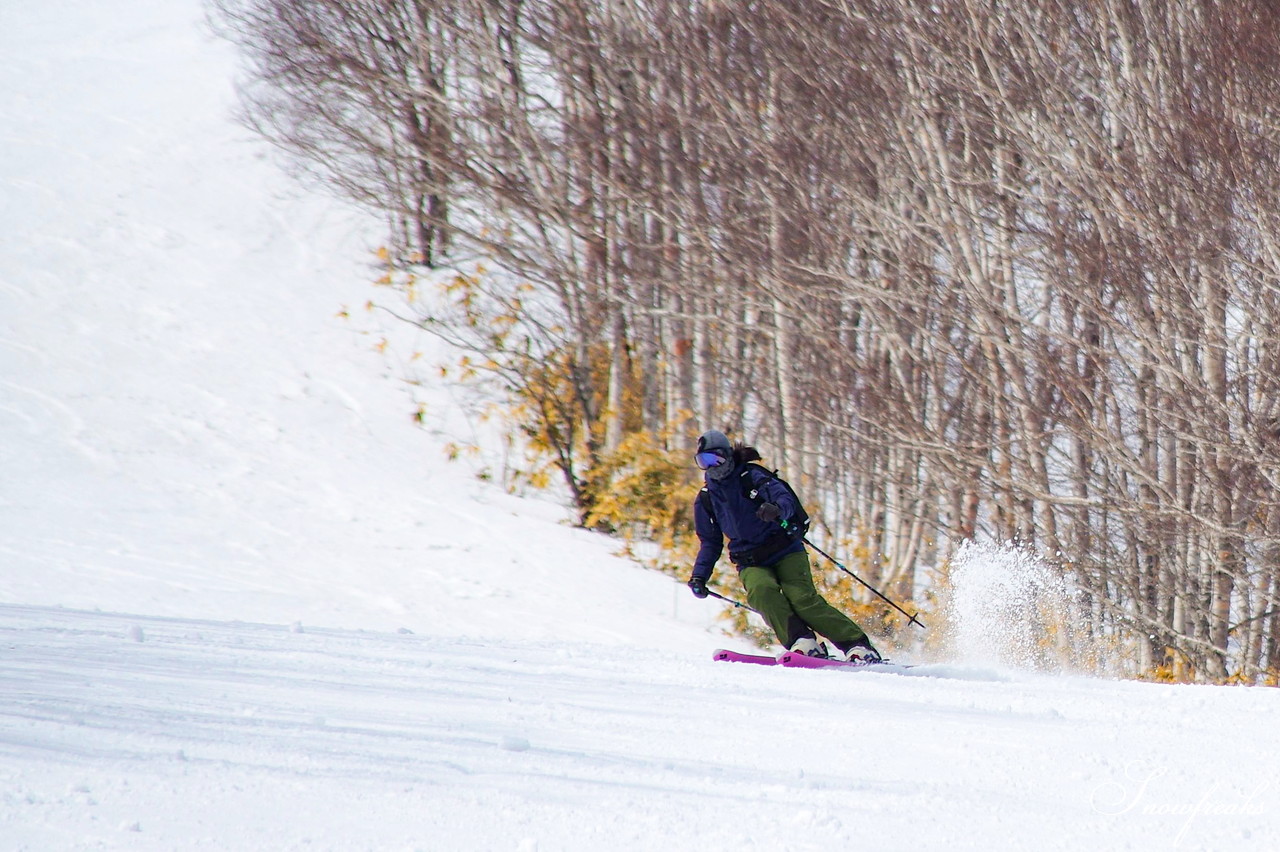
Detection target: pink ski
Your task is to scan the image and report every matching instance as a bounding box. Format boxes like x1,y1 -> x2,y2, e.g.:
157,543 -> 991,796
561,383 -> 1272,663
713,649 -> 779,666
778,651 -> 886,669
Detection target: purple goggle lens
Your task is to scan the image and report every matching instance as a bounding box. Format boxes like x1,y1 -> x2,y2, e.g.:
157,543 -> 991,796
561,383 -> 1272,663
696,451 -> 726,470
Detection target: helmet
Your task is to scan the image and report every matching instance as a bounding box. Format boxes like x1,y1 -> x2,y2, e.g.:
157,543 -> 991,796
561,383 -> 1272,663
695,430 -> 734,480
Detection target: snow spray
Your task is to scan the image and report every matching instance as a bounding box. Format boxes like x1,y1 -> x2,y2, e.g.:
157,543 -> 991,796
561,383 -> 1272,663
945,540 -> 1094,674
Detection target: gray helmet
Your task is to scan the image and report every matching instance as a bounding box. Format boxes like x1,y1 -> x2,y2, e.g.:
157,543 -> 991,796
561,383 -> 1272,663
696,430 -> 734,480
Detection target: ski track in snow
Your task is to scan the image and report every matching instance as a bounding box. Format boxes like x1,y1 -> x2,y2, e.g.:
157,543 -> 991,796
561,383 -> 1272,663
2,604 -> 1278,851
3,1 -> 1280,850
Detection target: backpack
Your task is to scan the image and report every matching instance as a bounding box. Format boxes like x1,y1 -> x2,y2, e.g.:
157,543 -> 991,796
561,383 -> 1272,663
698,463 -> 811,538
742,463 -> 811,537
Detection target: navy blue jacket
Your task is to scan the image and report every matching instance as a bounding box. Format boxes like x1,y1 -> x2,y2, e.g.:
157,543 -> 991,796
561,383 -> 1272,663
692,464 -> 805,581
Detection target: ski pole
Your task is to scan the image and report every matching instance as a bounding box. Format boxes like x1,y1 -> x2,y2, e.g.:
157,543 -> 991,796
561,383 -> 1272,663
801,535 -> 926,630
684,578 -> 758,613
705,588 -> 755,612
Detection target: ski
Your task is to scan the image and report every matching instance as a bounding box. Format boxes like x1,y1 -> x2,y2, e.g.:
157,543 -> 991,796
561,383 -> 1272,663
778,651 -> 909,671
715,648 -> 913,670
712,649 -> 780,666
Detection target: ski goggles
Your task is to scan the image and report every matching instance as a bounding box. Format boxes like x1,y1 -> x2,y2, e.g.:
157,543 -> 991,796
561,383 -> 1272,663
695,450 -> 727,470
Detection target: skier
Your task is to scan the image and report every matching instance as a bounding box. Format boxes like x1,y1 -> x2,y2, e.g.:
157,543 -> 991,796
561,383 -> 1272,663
687,429 -> 882,662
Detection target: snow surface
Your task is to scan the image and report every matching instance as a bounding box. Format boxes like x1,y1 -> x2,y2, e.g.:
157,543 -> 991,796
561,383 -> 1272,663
1,1 -> 1278,850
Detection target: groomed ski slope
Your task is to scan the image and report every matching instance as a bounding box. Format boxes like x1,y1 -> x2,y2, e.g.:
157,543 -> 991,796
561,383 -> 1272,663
1,2 -> 1278,850
3,604 -> 1278,851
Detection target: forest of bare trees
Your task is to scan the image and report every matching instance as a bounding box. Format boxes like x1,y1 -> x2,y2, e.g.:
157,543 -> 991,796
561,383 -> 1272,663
215,0 -> 1280,683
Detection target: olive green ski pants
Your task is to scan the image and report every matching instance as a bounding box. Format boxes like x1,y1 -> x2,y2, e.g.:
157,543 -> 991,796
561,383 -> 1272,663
739,550 -> 869,650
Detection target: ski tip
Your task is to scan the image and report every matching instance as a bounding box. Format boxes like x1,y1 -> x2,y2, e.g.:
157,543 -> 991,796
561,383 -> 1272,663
713,649 -> 782,665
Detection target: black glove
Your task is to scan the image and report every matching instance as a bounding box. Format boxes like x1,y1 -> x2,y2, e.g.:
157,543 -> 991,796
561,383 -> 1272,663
756,502 -> 781,523
688,576 -> 710,598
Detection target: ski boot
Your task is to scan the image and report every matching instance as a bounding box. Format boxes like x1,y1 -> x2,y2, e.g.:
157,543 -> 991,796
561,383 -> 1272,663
841,643 -> 883,664
788,637 -> 831,658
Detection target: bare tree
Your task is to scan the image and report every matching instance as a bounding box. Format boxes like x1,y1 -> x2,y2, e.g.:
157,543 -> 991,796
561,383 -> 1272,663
217,0 -> 1280,681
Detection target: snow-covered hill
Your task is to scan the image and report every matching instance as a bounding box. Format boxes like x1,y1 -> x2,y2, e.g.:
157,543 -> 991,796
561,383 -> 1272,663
2,2 -> 1278,850
0,0 -> 712,648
